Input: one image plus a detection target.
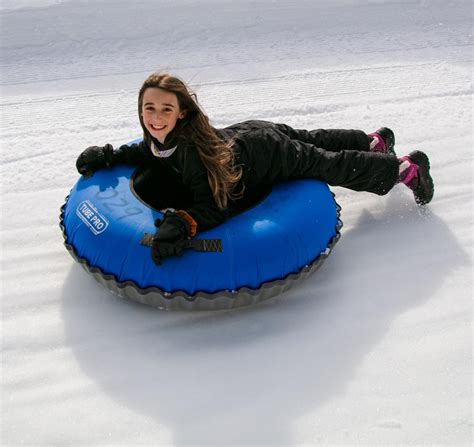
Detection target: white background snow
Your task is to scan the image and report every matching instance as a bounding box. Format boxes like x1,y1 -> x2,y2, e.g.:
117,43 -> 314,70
1,0 -> 472,445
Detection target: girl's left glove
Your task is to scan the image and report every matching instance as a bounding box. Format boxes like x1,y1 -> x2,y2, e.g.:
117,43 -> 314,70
76,144 -> 115,177
151,211 -> 197,265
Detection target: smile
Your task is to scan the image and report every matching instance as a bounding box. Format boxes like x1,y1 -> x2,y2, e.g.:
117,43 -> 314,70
150,124 -> 166,131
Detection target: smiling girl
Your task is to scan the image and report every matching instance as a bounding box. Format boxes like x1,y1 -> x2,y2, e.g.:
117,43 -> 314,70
76,72 -> 434,265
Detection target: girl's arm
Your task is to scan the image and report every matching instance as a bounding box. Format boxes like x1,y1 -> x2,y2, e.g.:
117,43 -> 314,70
185,168 -> 229,232
181,146 -> 230,232
111,140 -> 152,165
76,140 -> 152,176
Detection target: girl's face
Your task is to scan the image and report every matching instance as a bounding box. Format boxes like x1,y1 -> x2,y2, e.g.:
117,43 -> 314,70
141,88 -> 185,144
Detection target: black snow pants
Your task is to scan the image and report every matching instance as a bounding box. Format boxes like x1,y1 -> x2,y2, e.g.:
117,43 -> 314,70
227,121 -> 400,196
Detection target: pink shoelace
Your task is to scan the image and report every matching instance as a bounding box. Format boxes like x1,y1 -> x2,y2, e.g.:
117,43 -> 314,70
368,133 -> 386,153
398,156 -> 418,186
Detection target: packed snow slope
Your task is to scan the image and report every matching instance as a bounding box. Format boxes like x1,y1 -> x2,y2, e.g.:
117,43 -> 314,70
1,0 -> 472,445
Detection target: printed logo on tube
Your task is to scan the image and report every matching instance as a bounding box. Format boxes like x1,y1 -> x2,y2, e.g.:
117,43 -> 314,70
76,200 -> 109,235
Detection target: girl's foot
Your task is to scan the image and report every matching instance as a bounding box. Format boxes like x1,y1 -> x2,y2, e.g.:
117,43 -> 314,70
398,151 -> 434,205
368,127 -> 396,154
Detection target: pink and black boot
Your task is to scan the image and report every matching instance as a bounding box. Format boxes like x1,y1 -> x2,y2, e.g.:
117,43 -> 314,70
368,127 -> 396,155
398,151 -> 434,205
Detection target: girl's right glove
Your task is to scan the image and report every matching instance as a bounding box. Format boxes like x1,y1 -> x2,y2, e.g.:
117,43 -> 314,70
151,211 -> 197,265
76,144 -> 114,177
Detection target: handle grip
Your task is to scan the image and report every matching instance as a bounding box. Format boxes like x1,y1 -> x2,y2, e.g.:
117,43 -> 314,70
140,233 -> 223,253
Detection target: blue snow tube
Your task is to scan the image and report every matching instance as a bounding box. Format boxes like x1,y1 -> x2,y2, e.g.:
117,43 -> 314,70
60,142 -> 342,310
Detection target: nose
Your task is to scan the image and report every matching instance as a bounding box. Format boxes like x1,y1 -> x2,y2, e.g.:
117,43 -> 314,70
152,110 -> 166,122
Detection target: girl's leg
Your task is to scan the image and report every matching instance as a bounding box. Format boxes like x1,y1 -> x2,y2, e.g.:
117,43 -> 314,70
367,127 -> 396,154
274,122 -> 396,155
273,123 -> 371,152
251,129 -> 398,195
263,129 -> 433,202
398,151 -> 434,205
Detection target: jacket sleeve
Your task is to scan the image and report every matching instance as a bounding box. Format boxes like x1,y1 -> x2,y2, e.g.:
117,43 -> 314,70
181,145 -> 229,232
111,140 -> 152,165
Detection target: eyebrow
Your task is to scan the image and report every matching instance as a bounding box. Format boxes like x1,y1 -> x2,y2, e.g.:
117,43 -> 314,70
143,102 -> 175,108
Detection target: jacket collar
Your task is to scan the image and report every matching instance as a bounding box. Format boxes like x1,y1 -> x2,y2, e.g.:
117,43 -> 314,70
149,127 -> 181,158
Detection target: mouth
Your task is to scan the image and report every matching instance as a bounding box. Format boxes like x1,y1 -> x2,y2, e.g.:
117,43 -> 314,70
150,123 -> 166,131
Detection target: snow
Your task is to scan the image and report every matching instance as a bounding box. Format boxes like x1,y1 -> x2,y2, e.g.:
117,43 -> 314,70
1,0 -> 472,445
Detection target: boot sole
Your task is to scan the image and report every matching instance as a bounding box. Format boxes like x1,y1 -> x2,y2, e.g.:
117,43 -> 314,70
377,127 -> 396,155
408,150 -> 434,205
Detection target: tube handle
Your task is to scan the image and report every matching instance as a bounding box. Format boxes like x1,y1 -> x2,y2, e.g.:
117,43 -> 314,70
140,233 -> 223,253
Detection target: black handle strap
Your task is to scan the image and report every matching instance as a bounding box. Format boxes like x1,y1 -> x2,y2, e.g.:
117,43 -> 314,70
140,233 -> 223,253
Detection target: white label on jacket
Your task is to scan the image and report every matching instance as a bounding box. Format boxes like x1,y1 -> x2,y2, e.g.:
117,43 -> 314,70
76,200 -> 109,235
150,141 -> 178,158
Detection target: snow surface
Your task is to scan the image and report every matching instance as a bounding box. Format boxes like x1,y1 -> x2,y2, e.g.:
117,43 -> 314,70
1,0 -> 472,445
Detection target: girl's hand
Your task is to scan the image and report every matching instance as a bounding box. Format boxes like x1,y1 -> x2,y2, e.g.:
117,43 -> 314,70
151,211 -> 195,265
76,144 -> 114,177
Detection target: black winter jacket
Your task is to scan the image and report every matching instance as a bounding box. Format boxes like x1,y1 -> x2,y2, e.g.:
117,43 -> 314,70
112,120 -> 399,232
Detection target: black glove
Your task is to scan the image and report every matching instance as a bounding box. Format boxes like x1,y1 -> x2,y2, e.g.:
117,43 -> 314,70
151,212 -> 191,265
76,144 -> 115,177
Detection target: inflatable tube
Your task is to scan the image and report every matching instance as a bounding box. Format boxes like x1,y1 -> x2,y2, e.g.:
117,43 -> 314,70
60,147 -> 342,310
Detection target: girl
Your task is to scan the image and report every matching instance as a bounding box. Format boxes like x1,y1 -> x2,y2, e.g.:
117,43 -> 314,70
76,72 -> 434,265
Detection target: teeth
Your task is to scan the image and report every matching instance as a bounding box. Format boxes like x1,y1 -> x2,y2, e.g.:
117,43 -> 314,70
151,124 -> 165,130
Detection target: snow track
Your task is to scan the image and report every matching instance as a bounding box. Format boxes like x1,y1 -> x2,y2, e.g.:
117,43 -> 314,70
1,1 -> 472,445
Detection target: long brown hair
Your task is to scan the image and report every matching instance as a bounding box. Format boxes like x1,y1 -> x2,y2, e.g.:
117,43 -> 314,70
138,72 -> 243,209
